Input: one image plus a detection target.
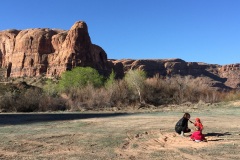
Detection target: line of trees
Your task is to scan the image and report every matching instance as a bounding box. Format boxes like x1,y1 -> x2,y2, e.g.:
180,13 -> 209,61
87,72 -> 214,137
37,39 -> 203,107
0,67 -> 239,112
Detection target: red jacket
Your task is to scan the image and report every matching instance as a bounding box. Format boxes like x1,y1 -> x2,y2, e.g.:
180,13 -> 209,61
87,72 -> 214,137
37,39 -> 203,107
194,118 -> 203,131
190,131 -> 205,141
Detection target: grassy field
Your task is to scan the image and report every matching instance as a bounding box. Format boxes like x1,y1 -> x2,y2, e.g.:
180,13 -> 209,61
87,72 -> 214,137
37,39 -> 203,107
0,101 -> 240,160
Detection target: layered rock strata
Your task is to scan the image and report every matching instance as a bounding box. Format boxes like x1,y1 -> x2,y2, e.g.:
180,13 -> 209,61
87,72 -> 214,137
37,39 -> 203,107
0,21 -> 109,77
0,21 -> 239,90
110,59 -> 240,89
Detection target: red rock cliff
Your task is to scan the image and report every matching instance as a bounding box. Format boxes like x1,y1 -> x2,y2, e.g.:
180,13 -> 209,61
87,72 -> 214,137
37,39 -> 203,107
0,22 -> 239,90
0,21 -> 108,77
110,59 -> 240,89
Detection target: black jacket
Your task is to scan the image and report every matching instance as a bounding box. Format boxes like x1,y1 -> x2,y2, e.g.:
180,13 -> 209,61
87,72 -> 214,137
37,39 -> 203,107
175,117 -> 189,132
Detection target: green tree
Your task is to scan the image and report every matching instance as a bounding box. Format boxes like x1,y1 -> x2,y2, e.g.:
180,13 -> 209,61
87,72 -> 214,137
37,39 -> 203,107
105,70 -> 116,88
58,67 -> 104,92
124,69 -> 146,103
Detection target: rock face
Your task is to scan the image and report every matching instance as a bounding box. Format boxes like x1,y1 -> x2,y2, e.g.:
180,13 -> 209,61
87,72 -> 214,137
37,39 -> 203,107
0,21 -> 239,90
218,64 -> 240,89
0,21 -> 109,77
110,59 -> 240,90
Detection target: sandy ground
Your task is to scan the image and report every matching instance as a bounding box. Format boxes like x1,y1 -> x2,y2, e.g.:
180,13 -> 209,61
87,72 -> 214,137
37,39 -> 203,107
0,101 -> 239,160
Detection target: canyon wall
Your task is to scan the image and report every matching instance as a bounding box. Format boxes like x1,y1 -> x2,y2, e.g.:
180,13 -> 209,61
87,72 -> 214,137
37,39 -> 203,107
0,21 -> 239,90
110,59 -> 240,89
0,21 -> 109,78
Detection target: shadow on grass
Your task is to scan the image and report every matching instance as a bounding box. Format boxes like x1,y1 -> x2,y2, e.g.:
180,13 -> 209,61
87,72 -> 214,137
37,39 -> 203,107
0,112 -> 131,125
207,139 -> 224,141
205,132 -> 231,141
205,132 -> 231,137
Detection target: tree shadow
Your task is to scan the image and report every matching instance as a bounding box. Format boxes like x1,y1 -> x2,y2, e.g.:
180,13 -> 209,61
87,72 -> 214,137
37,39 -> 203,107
0,112 -> 132,125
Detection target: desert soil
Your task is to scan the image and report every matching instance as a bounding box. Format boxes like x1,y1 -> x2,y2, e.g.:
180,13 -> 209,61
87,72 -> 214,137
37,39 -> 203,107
0,101 -> 240,160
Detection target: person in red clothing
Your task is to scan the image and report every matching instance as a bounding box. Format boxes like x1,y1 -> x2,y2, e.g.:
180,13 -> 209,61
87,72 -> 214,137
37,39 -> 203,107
190,127 -> 206,142
194,118 -> 203,132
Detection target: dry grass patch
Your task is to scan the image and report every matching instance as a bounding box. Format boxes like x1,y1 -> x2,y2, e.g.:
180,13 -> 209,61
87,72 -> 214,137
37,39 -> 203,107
0,102 -> 240,159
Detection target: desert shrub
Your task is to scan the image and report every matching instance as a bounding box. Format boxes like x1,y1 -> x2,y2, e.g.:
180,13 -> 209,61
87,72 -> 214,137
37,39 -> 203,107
164,76 -> 218,103
104,71 -> 132,107
63,69 -> 143,111
222,90 -> 240,101
0,91 -> 18,112
64,78 -> 136,111
0,82 -> 45,112
182,77 -> 224,103
66,84 -> 112,111
46,68 -> 136,111
58,67 -> 104,92
0,89 -> 65,112
3,71 -> 238,112
14,88 -> 43,112
107,79 -> 132,108
144,75 -> 222,105
39,96 -> 67,111
144,76 -> 174,105
41,79 -> 69,111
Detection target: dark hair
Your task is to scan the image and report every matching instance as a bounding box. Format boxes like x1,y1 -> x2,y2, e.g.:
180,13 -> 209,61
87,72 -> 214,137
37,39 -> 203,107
183,113 -> 190,118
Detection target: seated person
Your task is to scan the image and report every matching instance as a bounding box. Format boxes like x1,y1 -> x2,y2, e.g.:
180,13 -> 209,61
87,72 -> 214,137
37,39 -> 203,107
190,126 -> 207,142
175,113 -> 191,136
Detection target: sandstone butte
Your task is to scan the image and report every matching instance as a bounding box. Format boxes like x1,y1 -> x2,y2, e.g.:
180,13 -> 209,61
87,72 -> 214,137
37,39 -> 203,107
0,21 -> 239,90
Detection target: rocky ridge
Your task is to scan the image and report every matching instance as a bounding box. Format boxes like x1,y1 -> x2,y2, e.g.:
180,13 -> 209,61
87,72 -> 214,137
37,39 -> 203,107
0,21 -> 239,90
110,59 -> 240,89
0,21 -> 109,78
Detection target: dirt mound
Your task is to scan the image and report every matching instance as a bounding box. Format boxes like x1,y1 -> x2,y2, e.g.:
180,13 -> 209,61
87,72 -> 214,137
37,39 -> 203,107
116,129 -> 227,160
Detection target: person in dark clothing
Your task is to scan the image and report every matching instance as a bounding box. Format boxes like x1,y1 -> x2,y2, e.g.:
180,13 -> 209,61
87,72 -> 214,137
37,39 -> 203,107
175,113 -> 191,136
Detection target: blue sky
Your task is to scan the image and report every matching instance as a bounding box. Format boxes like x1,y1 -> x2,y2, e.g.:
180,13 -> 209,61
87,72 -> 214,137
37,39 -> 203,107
1,0 -> 240,65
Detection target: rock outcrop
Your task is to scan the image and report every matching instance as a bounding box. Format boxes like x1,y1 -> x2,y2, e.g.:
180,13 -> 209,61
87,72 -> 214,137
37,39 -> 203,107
110,59 -> 240,90
218,64 -> 240,88
0,21 -> 109,78
0,21 -> 239,90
